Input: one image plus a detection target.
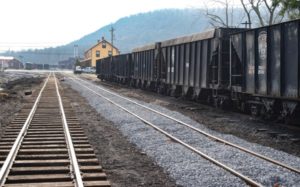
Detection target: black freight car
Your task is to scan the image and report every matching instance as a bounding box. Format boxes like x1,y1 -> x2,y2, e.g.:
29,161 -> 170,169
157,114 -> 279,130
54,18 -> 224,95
99,28 -> 243,106
96,53 -> 133,83
96,57 -> 112,80
25,62 -> 33,70
131,44 -> 158,89
43,64 -> 50,70
96,19 -> 299,121
131,28 -> 243,103
36,64 -> 43,70
158,28 -> 243,107
230,19 -> 300,120
113,54 -> 133,83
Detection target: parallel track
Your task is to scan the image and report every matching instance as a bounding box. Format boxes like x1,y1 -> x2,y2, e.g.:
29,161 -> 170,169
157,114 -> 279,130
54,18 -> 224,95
75,77 -> 300,173
0,73 -> 110,187
69,75 -> 300,187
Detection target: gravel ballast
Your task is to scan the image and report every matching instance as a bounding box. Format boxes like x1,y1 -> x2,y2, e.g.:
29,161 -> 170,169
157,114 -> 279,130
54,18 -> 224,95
65,77 -> 300,187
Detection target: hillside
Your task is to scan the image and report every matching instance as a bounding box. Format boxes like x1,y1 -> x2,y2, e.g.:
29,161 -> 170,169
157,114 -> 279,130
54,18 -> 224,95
72,9 -> 211,53
2,8 -> 244,64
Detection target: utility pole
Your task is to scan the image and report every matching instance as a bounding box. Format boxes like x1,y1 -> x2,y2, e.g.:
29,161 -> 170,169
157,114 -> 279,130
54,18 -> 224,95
73,44 -> 78,59
241,21 -> 251,28
109,26 -> 115,56
73,44 -> 79,70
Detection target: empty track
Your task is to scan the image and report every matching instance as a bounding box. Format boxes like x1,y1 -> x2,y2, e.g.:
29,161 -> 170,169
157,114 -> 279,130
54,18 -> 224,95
68,75 -> 300,187
0,73 -> 110,187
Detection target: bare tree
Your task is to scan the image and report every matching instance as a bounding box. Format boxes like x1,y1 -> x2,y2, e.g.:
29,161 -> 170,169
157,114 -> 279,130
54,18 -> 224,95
240,0 -> 283,27
240,0 -> 252,27
206,0 -> 283,28
205,0 -> 235,27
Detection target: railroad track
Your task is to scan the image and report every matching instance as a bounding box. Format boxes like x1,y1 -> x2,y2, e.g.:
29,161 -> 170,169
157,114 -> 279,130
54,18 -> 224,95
0,73 -> 110,187
68,75 -> 300,187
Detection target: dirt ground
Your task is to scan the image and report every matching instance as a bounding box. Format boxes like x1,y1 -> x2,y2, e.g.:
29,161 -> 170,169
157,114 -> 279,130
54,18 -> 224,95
61,82 -> 178,187
0,75 -> 44,139
79,74 -> 300,158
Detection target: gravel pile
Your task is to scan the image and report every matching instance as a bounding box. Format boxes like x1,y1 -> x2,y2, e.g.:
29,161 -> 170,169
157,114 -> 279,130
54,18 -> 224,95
0,71 -> 46,139
0,71 -> 44,89
0,71 -> 42,81
66,78 -> 300,187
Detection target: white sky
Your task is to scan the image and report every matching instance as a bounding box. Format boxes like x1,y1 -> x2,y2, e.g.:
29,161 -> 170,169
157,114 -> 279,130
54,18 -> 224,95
0,0 -> 239,52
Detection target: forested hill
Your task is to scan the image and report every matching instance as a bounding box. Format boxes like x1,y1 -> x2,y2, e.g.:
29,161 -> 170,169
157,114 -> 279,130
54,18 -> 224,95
72,9 -> 211,53
2,8 -> 244,64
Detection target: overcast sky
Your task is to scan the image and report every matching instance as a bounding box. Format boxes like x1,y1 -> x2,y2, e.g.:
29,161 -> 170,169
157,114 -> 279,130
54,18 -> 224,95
0,0 -> 238,51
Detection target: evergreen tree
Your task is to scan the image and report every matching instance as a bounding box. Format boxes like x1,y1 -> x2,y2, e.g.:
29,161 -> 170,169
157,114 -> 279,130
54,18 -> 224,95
273,0 -> 300,19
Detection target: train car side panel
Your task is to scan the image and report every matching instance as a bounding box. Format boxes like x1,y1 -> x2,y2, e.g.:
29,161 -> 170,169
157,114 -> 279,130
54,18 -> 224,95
165,47 -> 170,84
184,43 -> 190,89
189,42 -> 196,87
194,41 -> 201,90
171,46 -> 175,85
175,45 -> 180,85
179,44 -> 184,85
268,25 -> 281,97
257,28 -> 268,95
245,31 -> 256,94
283,21 -> 299,98
201,40 -> 208,88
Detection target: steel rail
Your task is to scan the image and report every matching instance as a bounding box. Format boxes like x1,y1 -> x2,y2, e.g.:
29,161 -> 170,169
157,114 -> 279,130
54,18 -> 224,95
0,73 -> 51,186
70,77 -> 263,187
54,73 -> 84,187
74,76 -> 300,175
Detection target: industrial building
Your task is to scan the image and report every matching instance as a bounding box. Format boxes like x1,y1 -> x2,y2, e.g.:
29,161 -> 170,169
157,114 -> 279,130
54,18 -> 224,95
0,56 -> 23,70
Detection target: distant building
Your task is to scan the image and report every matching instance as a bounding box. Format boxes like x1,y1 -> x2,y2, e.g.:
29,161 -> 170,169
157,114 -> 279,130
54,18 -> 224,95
80,37 -> 120,67
0,56 -> 23,69
58,57 -> 77,69
24,62 -> 50,70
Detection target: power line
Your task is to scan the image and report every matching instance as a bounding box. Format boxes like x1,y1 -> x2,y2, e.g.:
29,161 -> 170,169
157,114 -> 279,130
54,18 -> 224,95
0,51 -> 75,55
